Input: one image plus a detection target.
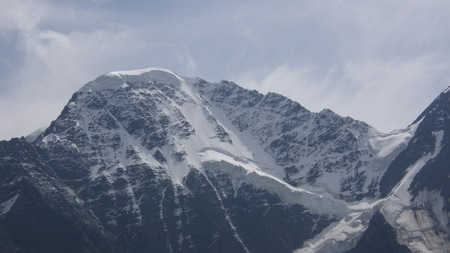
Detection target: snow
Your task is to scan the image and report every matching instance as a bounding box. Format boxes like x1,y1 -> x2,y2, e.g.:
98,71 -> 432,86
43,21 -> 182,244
297,209 -> 375,253
83,68 -> 183,91
159,186 -> 174,253
382,130 -> 443,216
197,79 -> 412,200
68,68 -> 287,206
369,128 -> 413,159
199,149 -> 351,218
380,130 -> 449,253
296,127 -> 441,253
313,172 -> 343,197
444,86 -> 450,93
362,119 -> 423,197
0,193 -> 19,217
296,196 -> 385,253
157,77 -> 253,183
369,118 -> 421,163
36,67 -> 449,252
203,172 -> 250,253
41,132 -> 60,144
156,76 -> 278,184
414,189 -> 449,230
76,67 -> 396,201
204,103 -> 284,179
108,67 -> 180,78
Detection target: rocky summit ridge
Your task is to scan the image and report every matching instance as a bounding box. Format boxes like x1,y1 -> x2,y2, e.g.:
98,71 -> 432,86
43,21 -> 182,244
0,68 -> 449,253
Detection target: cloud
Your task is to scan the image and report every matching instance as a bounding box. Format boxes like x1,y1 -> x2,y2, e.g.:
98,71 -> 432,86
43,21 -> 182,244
1,0 -> 450,139
237,54 -> 449,132
338,56 -> 449,131
232,0 -> 450,132
0,0 -> 203,139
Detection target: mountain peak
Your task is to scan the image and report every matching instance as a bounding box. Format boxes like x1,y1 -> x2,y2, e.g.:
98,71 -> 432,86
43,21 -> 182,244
411,85 -> 450,127
2,69 -> 449,253
83,67 -> 183,91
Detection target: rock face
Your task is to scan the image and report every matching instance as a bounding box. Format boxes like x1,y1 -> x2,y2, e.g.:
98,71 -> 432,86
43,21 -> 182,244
0,138 -> 114,253
0,68 -> 448,252
376,88 -> 450,253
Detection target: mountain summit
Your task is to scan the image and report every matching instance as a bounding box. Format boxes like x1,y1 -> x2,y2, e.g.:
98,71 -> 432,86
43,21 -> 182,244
0,68 -> 448,253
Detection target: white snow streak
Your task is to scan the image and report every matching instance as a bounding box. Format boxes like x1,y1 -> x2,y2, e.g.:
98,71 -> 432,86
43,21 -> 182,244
296,126 -> 443,253
42,68 -> 449,253
381,130 -> 448,253
203,173 -> 250,253
199,149 -> 351,218
0,193 -> 19,217
159,186 -> 174,253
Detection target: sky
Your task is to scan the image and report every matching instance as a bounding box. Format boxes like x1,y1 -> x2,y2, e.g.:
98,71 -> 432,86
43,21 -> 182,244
1,0 -> 450,140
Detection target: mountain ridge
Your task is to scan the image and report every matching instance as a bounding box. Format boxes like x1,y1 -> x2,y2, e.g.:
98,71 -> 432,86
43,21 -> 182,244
0,68 -> 448,252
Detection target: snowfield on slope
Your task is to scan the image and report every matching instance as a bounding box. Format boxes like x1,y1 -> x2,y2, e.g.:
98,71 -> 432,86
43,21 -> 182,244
380,130 -> 450,253
34,68 -> 449,253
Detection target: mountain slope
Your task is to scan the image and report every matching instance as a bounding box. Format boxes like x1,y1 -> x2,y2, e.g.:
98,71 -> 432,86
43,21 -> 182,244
32,69 -> 339,252
376,88 -> 450,253
0,138 -> 114,253
347,212 -> 412,253
0,68 -> 448,252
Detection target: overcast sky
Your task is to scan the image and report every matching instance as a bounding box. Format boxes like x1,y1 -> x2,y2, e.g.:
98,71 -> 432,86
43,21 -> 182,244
1,0 -> 449,140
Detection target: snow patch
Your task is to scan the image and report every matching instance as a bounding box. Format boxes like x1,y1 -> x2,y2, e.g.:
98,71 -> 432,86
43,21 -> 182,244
369,118 -> 421,159
203,100 -> 283,179
369,130 -> 412,158
297,209 -> 375,253
41,133 -> 60,144
296,198 -> 385,253
159,186 -> 174,253
0,194 -> 19,217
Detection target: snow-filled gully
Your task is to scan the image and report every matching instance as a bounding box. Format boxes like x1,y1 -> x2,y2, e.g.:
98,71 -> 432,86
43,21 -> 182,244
203,172 -> 250,253
199,148 -> 386,253
198,133 -> 446,253
63,69 -> 447,253
159,186 -> 174,253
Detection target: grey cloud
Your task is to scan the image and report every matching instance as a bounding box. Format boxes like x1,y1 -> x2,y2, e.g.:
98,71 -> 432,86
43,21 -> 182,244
1,0 -> 449,139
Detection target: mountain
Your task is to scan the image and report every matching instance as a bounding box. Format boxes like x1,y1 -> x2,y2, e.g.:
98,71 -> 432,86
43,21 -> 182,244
0,68 -> 448,252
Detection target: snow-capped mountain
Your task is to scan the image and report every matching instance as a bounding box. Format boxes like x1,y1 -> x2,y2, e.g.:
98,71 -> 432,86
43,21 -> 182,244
0,68 -> 448,253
